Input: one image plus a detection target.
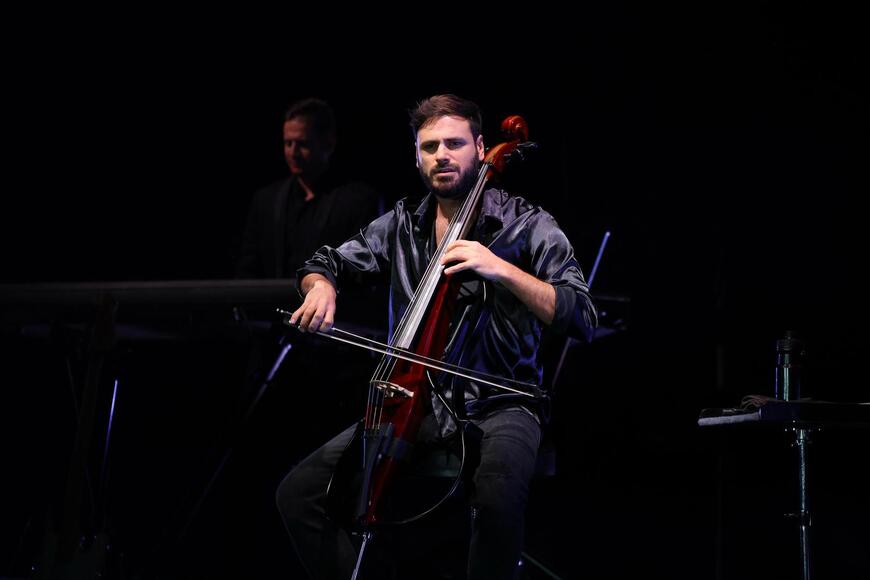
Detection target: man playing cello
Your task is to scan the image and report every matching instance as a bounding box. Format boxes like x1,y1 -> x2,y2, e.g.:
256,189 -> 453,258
277,94 -> 597,579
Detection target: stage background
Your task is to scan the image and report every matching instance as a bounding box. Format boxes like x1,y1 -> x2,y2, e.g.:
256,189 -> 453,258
3,4 -> 867,579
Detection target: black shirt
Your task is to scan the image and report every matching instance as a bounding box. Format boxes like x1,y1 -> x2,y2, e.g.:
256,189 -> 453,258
236,173 -> 382,278
298,188 -> 597,433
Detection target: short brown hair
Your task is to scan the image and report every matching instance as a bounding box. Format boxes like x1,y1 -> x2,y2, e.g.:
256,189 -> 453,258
284,98 -> 336,140
409,94 -> 482,140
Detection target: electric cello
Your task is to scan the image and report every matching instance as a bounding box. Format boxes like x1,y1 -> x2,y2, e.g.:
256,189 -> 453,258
282,115 -> 540,578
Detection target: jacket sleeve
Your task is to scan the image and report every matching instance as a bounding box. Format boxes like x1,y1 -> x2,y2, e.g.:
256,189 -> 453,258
525,211 -> 598,341
295,205 -> 399,295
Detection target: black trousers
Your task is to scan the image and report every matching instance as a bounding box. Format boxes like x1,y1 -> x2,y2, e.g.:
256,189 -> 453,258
276,408 -> 541,580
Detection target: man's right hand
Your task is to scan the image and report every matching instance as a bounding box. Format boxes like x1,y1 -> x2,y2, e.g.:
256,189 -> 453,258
289,273 -> 337,333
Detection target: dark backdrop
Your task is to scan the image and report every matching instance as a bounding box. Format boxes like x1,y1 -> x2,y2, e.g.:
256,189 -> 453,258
2,4 -> 867,579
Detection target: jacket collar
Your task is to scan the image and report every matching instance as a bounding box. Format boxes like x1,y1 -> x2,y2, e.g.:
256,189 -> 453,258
411,189 -> 505,233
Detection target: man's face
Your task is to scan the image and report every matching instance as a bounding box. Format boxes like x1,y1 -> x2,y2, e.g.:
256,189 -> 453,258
415,115 -> 485,199
283,117 -> 334,180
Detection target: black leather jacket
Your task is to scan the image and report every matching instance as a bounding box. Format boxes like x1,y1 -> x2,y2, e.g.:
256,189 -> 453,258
298,188 -> 597,432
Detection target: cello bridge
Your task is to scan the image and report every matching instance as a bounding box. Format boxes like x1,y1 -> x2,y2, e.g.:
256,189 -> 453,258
370,380 -> 414,398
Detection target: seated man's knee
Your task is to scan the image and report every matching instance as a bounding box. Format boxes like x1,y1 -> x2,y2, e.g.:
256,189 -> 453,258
472,471 -> 531,524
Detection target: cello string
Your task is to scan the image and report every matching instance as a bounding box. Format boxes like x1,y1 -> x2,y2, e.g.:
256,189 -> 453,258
351,163 -> 494,432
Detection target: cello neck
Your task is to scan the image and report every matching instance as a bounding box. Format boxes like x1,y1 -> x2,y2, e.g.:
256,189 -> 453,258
389,161 -> 491,350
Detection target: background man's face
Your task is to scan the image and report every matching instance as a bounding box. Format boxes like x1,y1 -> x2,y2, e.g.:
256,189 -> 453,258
283,117 -> 333,179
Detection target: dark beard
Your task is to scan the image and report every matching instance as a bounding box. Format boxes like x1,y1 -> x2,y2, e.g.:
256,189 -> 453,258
419,158 -> 481,200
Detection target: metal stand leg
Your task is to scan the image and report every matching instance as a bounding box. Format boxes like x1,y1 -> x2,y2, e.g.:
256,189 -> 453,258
351,531 -> 373,580
176,339 -> 293,543
790,426 -> 813,580
36,296 -> 119,579
519,550 -> 563,579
